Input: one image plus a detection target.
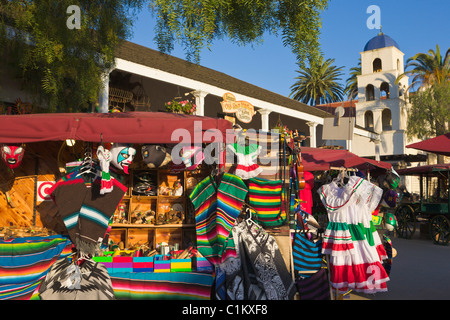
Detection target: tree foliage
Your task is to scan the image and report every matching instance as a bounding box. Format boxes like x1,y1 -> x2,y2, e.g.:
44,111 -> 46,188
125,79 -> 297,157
0,0 -> 144,112
149,0 -> 329,66
289,57 -> 344,106
407,82 -> 450,140
397,44 -> 450,92
0,0 -> 330,112
344,58 -> 361,101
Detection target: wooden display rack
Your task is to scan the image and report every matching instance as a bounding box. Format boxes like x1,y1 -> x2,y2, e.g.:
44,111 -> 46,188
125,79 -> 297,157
0,141 -> 208,253
109,165 -> 208,250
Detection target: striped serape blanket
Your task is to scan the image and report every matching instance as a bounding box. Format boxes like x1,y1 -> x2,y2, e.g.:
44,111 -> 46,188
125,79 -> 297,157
0,235 -> 72,300
189,173 -> 248,266
248,177 -> 286,227
110,271 -> 214,300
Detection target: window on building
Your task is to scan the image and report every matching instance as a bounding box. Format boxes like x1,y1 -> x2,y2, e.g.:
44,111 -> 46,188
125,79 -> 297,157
365,111 -> 374,130
397,59 -> 401,71
382,109 -> 392,130
366,84 -> 375,101
373,58 -> 382,72
380,82 -> 390,99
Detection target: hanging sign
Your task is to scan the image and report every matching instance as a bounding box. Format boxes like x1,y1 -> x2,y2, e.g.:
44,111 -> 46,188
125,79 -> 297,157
37,181 -> 55,202
220,92 -> 255,123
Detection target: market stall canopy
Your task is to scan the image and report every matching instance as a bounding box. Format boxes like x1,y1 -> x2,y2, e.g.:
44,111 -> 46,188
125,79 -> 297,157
0,112 -> 232,144
406,133 -> 450,156
396,163 -> 450,176
301,147 -> 392,172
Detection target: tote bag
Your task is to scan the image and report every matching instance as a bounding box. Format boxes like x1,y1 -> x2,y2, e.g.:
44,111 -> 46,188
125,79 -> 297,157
292,213 -> 323,278
295,268 -> 330,300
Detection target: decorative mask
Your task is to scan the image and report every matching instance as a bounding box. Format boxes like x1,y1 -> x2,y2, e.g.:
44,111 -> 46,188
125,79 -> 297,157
110,143 -> 136,174
181,146 -> 204,170
1,144 -> 25,169
142,145 -> 172,168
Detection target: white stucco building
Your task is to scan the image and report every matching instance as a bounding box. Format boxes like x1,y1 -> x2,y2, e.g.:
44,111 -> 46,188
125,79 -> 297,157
317,32 -> 427,192
352,32 -> 418,160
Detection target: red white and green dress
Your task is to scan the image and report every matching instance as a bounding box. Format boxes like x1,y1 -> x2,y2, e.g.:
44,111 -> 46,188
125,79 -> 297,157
227,143 -> 263,180
318,176 -> 389,294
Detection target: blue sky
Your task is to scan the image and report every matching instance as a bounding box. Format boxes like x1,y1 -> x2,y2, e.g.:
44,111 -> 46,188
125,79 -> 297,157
130,0 -> 450,98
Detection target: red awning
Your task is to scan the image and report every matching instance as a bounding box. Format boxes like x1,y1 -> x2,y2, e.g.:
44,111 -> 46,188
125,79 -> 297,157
406,133 -> 450,156
396,163 -> 450,176
0,112 -> 232,144
300,147 -> 392,172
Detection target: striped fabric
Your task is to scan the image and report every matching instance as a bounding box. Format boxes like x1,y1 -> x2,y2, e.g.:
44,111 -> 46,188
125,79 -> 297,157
318,176 -> 390,294
0,235 -> 72,300
248,178 -> 286,227
292,232 -> 323,278
49,165 -> 127,255
189,173 -> 247,266
110,272 -> 214,300
295,269 -> 330,300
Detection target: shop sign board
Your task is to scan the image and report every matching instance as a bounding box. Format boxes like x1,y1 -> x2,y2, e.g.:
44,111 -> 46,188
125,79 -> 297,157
220,92 -> 255,123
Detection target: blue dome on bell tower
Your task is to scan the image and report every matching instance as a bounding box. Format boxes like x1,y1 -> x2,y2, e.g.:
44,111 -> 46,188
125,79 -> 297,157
364,32 -> 400,51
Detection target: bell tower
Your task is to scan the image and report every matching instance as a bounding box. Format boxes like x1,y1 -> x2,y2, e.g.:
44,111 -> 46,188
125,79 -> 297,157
354,31 -> 409,157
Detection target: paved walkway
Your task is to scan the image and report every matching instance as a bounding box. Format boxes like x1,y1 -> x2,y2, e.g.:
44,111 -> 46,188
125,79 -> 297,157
349,231 -> 450,300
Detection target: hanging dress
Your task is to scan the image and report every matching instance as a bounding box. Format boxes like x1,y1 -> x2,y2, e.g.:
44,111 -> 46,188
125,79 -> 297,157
227,143 -> 263,180
357,179 -> 389,261
318,176 -> 389,294
189,173 -> 248,266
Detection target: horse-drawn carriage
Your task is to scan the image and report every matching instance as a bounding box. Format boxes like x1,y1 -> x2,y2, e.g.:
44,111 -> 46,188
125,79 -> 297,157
395,163 -> 450,245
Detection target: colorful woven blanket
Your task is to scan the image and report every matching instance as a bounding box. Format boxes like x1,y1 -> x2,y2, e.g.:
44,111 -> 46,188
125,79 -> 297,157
110,272 -> 214,300
0,235 -> 72,300
248,178 -> 286,227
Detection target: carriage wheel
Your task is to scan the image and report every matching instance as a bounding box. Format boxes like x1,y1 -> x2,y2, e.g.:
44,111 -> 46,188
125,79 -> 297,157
395,205 -> 416,239
430,215 -> 450,245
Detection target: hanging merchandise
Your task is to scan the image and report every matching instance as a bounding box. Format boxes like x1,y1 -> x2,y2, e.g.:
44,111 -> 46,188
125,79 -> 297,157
248,177 -> 286,227
1,143 -> 25,169
299,171 -> 314,214
110,143 -> 136,174
318,174 -> 390,294
141,144 -> 172,168
381,234 -> 396,276
96,145 -> 113,194
132,171 -> 157,196
384,212 -> 398,232
292,130 -> 306,190
38,258 -> 116,300
219,219 -> 296,300
49,154 -> 128,256
227,142 -> 262,180
295,268 -> 331,300
189,172 -> 248,266
292,211 -> 323,278
181,146 -> 204,170
381,189 -> 398,208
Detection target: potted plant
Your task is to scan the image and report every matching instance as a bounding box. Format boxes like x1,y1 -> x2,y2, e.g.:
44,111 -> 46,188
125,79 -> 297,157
165,99 -> 197,115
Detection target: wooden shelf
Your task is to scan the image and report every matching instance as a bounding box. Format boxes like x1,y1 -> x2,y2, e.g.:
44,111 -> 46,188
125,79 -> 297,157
110,165 -> 207,249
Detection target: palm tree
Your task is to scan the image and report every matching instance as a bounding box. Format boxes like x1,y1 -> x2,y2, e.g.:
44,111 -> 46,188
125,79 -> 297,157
344,59 -> 361,101
289,58 -> 345,106
396,44 -> 450,91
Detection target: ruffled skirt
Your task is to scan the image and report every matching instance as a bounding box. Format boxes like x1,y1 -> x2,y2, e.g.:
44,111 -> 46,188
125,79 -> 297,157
323,221 -> 389,293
